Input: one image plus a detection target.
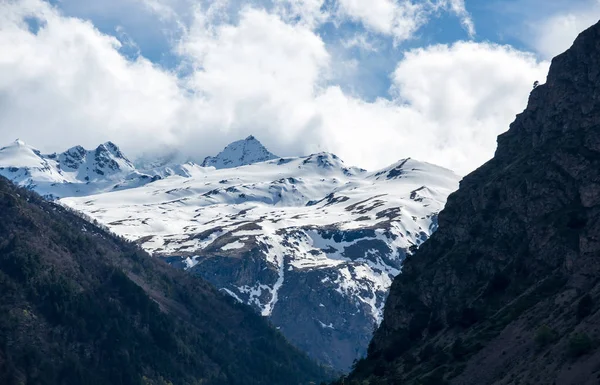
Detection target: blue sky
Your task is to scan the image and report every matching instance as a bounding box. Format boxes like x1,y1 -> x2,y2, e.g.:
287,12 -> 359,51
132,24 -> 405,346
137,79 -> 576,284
2,0 -> 600,173
45,0 -> 530,99
44,0 -> 592,97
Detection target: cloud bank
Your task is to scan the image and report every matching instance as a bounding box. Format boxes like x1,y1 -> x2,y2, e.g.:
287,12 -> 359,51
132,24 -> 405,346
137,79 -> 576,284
0,0 -> 550,175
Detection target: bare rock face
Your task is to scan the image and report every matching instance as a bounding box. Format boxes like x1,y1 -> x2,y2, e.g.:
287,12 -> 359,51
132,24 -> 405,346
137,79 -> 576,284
343,20 -> 600,385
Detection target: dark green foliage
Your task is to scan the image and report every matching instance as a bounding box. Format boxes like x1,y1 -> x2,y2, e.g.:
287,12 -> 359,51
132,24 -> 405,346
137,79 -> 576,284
577,294 -> 593,321
0,177 -> 331,385
568,333 -> 593,358
450,338 -> 467,360
381,329 -> 410,362
484,272 -> 511,297
427,313 -> 444,335
419,368 -> 448,385
534,325 -> 557,348
458,307 -> 479,328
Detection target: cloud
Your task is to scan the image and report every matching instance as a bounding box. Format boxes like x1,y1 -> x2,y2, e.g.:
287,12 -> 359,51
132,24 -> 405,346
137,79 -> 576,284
439,0 -> 476,37
272,0 -> 328,28
0,0 -> 189,151
341,33 -> 380,51
0,0 -> 548,175
335,0 -> 426,42
334,0 -> 475,42
311,42 -> 549,174
174,6 -> 331,155
531,1 -> 600,59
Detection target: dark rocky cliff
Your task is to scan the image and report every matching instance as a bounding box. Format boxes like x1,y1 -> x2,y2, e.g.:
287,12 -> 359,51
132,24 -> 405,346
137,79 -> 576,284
341,20 -> 600,385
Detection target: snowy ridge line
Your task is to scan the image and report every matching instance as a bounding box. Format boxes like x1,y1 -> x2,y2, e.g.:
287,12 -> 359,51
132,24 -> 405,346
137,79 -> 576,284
60,150 -> 460,321
1,135 -> 461,370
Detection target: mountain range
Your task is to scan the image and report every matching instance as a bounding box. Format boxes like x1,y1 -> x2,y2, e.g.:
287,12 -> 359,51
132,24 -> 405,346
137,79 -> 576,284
0,135 -> 460,370
0,139 -> 156,199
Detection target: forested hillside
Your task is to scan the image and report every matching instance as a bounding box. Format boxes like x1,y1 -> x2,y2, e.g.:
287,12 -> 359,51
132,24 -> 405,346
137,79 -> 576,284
0,176 -> 331,385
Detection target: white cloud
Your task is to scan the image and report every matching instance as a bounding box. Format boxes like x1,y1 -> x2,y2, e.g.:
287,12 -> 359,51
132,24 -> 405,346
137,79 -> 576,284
311,43 -> 549,173
334,0 -> 475,42
341,33 -> 380,51
532,1 -> 600,59
0,0 -> 549,176
439,0 -> 475,37
273,0 -> 328,28
0,0 -> 187,151
174,6 -> 331,155
335,0 -> 427,42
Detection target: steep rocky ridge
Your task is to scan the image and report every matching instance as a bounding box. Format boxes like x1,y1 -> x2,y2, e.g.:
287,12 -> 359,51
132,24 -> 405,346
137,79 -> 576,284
342,20 -> 600,385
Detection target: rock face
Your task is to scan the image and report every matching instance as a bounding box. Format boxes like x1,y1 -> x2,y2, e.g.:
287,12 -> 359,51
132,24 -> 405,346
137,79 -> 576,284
342,21 -> 600,385
201,135 -> 279,169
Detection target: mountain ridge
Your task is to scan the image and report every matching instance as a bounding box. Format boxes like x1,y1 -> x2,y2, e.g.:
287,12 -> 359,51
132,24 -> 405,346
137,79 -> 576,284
0,139 -> 155,199
341,18 -> 600,385
0,175 -> 332,385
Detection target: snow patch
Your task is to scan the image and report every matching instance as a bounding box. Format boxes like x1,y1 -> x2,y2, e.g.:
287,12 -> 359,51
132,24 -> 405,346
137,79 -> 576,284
221,240 -> 245,251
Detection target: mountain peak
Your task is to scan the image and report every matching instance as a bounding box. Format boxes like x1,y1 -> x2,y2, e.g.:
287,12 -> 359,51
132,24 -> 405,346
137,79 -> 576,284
0,139 -> 45,168
201,135 -> 278,169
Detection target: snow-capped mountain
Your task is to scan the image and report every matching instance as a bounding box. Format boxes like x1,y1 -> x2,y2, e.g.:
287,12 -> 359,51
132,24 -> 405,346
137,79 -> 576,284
54,139 -> 460,371
0,139 -> 155,199
201,135 -> 279,169
0,136 -> 460,370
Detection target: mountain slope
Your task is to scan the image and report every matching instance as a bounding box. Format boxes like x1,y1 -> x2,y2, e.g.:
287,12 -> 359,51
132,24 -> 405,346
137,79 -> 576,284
201,136 -> 279,169
60,152 -> 460,371
341,20 -> 600,385
0,176 -> 331,385
0,140 -> 155,199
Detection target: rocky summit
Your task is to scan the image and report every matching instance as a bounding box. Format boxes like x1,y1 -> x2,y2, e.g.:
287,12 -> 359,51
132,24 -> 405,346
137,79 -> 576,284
342,19 -> 600,385
201,135 -> 279,169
